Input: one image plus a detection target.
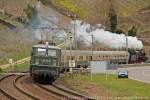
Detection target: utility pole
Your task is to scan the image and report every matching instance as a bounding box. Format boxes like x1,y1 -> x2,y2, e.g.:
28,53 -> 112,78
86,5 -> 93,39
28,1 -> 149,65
86,26 -> 94,61
91,34 -> 94,61
15,39 -> 19,72
64,37 -> 67,67
69,32 -> 73,61
69,14 -> 77,50
69,14 -> 77,67
126,37 -> 128,64
73,15 -> 77,66
41,30 -> 43,41
15,45 -> 17,72
74,15 -> 77,50
69,32 -> 73,77
126,37 -> 128,51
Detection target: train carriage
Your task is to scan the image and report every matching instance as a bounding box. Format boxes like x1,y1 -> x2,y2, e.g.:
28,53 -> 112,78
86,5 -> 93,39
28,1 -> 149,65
61,50 -> 147,66
61,50 -> 130,66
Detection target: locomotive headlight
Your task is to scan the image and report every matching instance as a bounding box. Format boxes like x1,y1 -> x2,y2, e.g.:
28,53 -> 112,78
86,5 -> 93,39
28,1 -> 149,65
46,42 -> 49,45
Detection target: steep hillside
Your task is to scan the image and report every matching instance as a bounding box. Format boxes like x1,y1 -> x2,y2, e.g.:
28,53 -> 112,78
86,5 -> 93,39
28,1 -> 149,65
0,0 -> 37,29
0,0 -> 150,65
0,0 -> 71,65
47,0 -> 150,34
48,0 -> 150,19
0,0 -> 36,65
0,0 -> 36,17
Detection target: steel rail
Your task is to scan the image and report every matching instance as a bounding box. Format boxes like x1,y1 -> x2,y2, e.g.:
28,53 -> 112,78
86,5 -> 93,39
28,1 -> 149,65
0,75 -> 17,100
52,84 -> 93,100
37,84 -> 94,100
13,75 -> 40,100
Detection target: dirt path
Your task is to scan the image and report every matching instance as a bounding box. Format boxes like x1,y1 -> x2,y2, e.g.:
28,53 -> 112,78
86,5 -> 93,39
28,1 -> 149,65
0,57 -> 30,69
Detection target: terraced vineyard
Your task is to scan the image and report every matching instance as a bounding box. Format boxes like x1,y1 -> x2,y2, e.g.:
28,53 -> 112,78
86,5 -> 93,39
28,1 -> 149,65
49,0 -> 149,17
48,0 -> 150,33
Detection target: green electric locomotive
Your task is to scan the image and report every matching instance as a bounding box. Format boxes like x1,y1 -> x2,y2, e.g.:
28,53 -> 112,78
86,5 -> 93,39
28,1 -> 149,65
30,43 -> 61,83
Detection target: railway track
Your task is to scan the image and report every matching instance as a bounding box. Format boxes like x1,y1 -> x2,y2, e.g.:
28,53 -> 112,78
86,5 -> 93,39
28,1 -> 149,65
0,75 -> 37,100
20,75 -> 93,100
53,84 -> 92,99
37,83 -> 93,100
0,74 -> 93,100
16,75 -> 60,100
0,75 -> 60,100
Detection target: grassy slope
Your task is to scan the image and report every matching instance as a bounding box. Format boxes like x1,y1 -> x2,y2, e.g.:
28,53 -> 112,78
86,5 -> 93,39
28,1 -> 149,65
89,74 -> 150,97
63,74 -> 150,98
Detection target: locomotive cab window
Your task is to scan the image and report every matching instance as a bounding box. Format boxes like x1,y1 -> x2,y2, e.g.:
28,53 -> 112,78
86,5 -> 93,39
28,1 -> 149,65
35,48 -> 57,57
48,49 -> 57,57
31,45 -> 61,67
37,48 -> 46,56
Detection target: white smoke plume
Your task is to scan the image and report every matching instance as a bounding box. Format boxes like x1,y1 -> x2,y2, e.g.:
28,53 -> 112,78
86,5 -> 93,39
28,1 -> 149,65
69,20 -> 143,50
28,1 -> 66,41
35,1 -> 41,12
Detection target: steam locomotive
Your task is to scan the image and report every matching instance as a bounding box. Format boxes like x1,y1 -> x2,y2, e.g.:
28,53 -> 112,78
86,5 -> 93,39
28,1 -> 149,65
128,49 -> 147,64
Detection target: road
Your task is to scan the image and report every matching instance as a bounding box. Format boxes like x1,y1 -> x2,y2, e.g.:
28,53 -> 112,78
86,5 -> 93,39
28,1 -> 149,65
120,66 -> 150,84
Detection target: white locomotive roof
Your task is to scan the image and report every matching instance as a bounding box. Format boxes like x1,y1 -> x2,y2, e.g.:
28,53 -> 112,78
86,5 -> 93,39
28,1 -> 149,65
61,50 -> 129,56
32,44 -> 61,49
